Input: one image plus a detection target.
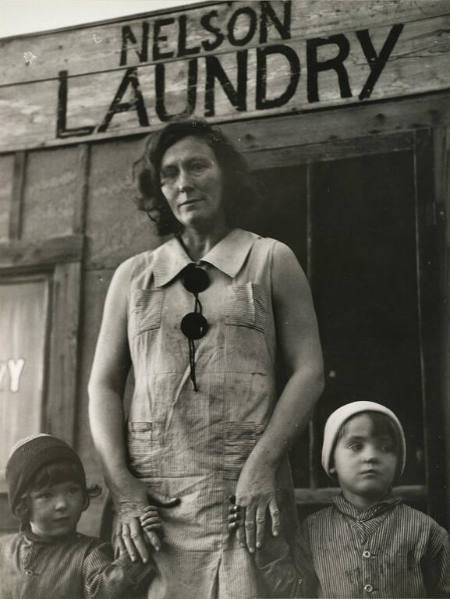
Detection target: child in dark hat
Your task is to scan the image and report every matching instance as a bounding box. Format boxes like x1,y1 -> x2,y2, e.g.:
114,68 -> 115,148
0,434 -> 162,599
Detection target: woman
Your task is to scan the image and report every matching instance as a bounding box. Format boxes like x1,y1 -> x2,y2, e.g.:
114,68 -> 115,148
88,120 -> 324,598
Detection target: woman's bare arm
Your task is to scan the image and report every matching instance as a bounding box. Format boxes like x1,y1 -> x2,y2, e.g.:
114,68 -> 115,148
88,259 -> 133,494
235,242 -> 324,552
88,259 -> 167,562
254,241 -> 324,466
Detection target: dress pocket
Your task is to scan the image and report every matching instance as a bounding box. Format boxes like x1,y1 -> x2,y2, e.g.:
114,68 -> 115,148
223,421 -> 264,480
225,283 -> 266,331
130,289 -> 163,336
127,421 -> 154,477
224,283 -> 270,373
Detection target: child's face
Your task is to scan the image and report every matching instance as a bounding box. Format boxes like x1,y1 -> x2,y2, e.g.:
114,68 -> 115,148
333,413 -> 398,508
29,480 -> 84,537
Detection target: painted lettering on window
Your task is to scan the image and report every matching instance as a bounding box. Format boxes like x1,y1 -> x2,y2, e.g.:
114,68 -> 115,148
0,359 -> 25,393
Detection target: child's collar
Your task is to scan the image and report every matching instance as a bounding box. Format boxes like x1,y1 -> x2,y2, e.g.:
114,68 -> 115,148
21,523 -> 78,545
333,493 -> 401,522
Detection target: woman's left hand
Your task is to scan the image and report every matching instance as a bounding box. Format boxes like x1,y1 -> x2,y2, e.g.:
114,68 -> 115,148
234,456 -> 280,554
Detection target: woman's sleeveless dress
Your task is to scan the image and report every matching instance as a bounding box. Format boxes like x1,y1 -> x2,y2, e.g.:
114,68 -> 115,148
126,229 -> 301,598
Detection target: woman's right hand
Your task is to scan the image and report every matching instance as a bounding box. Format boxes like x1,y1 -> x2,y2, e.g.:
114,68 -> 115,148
114,475 -> 179,563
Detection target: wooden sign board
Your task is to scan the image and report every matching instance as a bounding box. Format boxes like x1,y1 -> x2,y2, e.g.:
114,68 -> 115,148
0,0 -> 449,152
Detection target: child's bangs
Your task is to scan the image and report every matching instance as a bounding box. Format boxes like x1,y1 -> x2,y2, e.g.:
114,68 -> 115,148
365,412 -> 401,451
338,410 -> 401,452
31,460 -> 85,492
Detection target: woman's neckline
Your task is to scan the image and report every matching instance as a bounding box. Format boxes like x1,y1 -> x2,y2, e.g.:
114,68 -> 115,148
176,226 -> 233,262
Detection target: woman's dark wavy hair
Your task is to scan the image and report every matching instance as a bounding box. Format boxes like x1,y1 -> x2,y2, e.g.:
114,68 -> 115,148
132,119 -> 258,235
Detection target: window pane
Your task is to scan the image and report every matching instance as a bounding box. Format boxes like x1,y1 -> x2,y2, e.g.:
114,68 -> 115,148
0,278 -> 49,480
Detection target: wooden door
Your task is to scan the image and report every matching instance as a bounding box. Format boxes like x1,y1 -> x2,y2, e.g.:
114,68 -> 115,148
242,129 -> 445,524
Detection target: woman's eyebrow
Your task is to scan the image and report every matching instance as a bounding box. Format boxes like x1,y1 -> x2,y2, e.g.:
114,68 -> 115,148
182,155 -> 211,165
165,153 -> 211,165
160,164 -> 178,173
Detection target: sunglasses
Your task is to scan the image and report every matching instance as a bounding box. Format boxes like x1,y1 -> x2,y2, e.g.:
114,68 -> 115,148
180,263 -> 210,391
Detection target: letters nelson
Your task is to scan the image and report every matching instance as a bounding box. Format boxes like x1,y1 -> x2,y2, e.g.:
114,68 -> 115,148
56,1 -> 404,138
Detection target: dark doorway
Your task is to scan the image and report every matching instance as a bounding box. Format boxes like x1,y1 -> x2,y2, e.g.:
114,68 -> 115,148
248,130 -> 444,524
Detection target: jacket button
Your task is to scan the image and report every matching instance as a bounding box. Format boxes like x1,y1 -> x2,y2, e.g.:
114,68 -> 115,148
362,550 -> 371,558
364,584 -> 374,593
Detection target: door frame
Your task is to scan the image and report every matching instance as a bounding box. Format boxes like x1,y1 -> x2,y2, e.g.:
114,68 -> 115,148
223,110 -> 447,525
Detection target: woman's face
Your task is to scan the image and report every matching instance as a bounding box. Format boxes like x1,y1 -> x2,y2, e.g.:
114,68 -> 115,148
159,136 -> 224,230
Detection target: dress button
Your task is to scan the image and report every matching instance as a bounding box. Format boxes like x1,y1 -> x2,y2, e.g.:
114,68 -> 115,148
362,550 -> 371,558
363,584 -> 374,593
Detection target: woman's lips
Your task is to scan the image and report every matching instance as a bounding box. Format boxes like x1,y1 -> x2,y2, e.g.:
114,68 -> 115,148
179,198 -> 203,207
53,516 -> 70,523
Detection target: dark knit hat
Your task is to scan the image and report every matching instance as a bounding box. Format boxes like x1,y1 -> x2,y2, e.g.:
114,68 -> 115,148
6,434 -> 86,514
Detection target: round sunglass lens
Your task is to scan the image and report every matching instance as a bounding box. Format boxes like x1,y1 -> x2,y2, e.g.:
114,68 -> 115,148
180,312 -> 209,340
183,264 -> 209,294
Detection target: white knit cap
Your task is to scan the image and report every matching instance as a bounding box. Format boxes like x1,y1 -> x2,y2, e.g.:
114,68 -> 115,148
321,401 -> 406,477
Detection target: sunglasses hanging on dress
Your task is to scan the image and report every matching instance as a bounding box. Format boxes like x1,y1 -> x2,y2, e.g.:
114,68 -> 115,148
180,263 -> 210,391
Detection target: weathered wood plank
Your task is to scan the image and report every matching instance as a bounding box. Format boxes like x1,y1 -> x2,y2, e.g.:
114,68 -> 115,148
434,127 -> 450,231
46,262 -> 81,443
8,152 -> 26,239
75,267 -> 117,536
0,154 -> 15,242
72,144 -> 91,234
86,138 -> 161,269
246,131 -> 413,168
0,8 -> 449,152
0,234 -> 83,268
226,91 -> 450,153
21,145 -> 86,241
0,1 -> 447,85
295,485 -> 426,504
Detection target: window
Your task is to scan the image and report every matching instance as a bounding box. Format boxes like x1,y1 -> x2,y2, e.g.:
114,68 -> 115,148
0,275 -> 50,481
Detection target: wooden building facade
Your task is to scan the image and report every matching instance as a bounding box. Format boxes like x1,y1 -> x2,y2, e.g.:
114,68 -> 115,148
0,0 -> 449,535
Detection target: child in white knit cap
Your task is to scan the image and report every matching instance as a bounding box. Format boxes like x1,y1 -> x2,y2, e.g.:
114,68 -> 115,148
301,401 -> 450,598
